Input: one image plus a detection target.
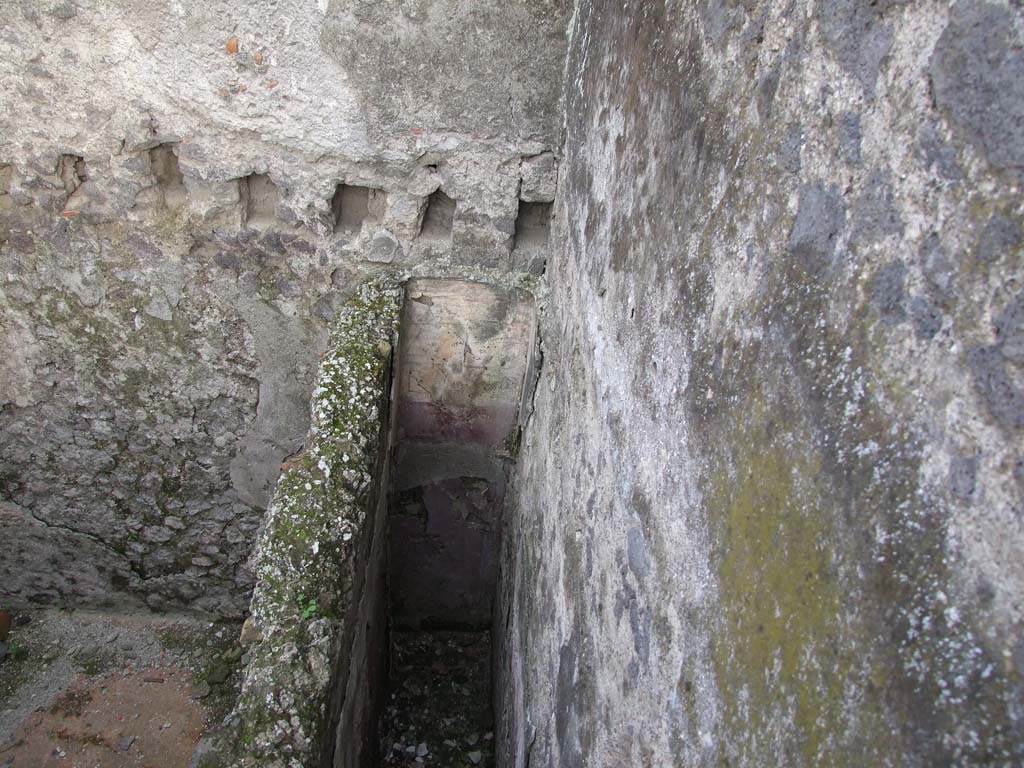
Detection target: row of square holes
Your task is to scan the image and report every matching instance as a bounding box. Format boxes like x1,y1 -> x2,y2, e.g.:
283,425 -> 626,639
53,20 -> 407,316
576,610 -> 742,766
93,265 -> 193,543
47,150 -> 552,249
248,174 -> 550,248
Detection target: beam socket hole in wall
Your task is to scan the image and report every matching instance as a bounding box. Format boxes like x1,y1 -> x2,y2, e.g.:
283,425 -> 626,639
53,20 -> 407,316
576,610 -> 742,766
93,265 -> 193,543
512,200 -> 552,251
57,154 -> 90,212
240,172 -> 281,227
418,189 -> 456,241
149,144 -> 187,209
332,183 -> 384,235
56,154 -> 87,196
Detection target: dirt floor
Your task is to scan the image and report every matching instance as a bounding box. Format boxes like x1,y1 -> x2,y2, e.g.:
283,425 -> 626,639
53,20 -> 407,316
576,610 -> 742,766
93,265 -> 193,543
0,608 -> 243,768
379,630 -> 495,768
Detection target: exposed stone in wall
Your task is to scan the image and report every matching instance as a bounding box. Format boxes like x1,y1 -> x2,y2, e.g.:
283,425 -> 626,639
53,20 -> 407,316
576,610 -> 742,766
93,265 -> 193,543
499,1 -> 1024,766
195,279 -> 399,768
0,0 -> 563,617
0,500 -> 147,610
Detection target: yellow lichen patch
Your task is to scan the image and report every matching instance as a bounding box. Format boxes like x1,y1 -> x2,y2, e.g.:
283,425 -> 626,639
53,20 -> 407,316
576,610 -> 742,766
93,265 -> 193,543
708,400 -> 854,766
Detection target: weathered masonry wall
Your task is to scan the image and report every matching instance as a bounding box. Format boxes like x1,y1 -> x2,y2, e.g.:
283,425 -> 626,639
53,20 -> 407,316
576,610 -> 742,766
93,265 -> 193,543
195,280 -> 399,768
499,1 -> 1024,766
4,0 -> 1023,765
390,279 -> 537,630
0,0 -> 564,618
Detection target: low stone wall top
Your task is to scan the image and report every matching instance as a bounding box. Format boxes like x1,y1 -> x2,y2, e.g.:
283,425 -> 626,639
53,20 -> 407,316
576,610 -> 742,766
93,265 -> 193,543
195,278 -> 400,768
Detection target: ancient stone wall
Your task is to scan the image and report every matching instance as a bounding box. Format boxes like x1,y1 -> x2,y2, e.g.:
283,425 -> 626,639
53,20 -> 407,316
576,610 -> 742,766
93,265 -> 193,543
194,278 -> 397,768
4,0 -> 1023,763
0,0 -> 563,617
499,1 -> 1024,765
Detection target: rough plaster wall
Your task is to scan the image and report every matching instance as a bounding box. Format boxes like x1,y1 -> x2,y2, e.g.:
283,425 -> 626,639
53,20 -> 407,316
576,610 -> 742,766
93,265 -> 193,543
499,0 -> 1024,765
0,0 -> 563,617
390,279 -> 536,629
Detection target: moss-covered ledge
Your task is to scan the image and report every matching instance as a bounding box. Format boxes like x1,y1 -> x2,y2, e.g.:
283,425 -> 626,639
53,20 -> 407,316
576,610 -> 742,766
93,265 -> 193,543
193,277 -> 401,768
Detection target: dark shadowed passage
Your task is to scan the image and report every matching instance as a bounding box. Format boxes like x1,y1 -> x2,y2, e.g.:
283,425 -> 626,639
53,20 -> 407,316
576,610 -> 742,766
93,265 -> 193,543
377,279 -> 537,767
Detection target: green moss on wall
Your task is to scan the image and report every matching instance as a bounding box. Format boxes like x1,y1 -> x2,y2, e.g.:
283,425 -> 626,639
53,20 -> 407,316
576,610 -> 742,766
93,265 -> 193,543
710,403 -> 833,763
210,276 -> 401,767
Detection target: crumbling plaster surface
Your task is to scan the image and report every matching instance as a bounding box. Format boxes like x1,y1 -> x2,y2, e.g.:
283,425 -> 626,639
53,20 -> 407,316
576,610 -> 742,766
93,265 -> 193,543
499,1 -> 1023,766
0,0 -> 563,616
